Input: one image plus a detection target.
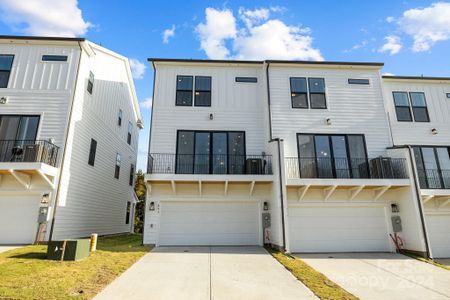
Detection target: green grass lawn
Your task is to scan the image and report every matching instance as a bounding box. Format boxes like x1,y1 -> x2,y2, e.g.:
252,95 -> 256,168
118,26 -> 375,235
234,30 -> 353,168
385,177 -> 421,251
0,234 -> 151,300
268,248 -> 359,300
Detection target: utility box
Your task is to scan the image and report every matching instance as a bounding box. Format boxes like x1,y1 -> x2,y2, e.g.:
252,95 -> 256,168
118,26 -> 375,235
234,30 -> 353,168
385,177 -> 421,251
47,239 -> 90,261
262,213 -> 271,228
391,216 -> 402,233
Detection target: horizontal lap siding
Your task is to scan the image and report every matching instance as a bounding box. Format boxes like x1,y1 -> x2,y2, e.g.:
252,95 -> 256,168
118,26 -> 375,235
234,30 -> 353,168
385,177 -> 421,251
269,66 -> 392,157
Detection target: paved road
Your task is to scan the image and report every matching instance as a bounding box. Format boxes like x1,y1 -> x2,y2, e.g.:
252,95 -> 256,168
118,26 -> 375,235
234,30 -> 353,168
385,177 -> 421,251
0,245 -> 20,254
298,252 -> 450,300
95,246 -> 317,300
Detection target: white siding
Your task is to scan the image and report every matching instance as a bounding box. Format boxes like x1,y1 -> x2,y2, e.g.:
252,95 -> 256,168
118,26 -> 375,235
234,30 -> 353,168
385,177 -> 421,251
150,64 -> 269,155
52,45 -> 140,239
383,79 -> 450,146
269,65 -> 392,157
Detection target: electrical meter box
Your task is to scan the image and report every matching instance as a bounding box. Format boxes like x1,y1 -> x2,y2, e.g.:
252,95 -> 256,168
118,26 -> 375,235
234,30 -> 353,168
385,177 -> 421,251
262,213 -> 271,228
391,216 -> 402,233
38,206 -> 50,223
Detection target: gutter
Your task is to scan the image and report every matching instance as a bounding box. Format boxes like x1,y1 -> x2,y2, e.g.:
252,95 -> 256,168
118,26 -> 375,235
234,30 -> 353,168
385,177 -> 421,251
48,41 -> 84,242
266,62 -> 287,251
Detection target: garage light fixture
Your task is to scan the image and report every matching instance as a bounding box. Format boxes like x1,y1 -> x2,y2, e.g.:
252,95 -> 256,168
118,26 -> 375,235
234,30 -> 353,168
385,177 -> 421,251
149,201 -> 155,211
391,203 -> 399,213
263,201 -> 269,211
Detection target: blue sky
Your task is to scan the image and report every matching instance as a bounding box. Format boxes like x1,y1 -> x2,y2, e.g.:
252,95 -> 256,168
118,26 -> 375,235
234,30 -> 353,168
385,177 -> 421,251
1,0 -> 450,170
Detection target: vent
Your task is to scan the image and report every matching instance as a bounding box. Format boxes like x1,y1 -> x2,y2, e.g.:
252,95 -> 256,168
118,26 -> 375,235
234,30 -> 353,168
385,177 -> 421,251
348,78 -> 370,85
236,77 -> 257,83
42,55 -> 68,62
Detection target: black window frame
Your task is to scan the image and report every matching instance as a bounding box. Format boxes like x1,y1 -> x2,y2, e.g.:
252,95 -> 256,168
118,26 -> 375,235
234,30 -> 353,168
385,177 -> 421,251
87,71 -> 94,94
413,146 -> 450,189
0,114 -> 40,141
88,138 -> 97,166
175,75 -> 193,106
0,54 -> 14,89
409,92 -> 430,122
348,78 -> 370,85
42,55 -> 68,62
118,109 -> 122,126
127,121 -> 132,145
308,78 -> 327,109
290,77 -> 308,109
129,163 -> 135,186
393,91 -> 413,122
296,133 -> 369,179
194,76 -> 212,107
235,77 -> 257,83
114,153 -> 121,179
125,201 -> 131,224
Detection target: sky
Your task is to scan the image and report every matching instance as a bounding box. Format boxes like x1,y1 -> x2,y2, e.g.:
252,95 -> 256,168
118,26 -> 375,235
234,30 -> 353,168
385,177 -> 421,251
1,0 -> 450,170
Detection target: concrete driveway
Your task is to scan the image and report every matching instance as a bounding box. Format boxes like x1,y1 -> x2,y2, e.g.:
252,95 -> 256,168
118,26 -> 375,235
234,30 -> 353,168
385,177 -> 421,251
298,252 -> 450,300
95,246 -> 317,300
0,246 -> 20,254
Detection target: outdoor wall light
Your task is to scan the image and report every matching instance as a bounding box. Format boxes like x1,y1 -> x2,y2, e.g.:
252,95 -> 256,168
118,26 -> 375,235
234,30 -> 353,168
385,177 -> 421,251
0,96 -> 7,104
149,201 -> 155,211
263,201 -> 269,211
209,113 -> 214,120
391,203 -> 400,213
41,193 -> 50,204
326,118 -> 332,125
431,128 -> 438,135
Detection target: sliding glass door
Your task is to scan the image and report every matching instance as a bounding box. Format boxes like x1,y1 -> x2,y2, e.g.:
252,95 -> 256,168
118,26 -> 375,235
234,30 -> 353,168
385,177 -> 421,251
0,115 -> 40,161
414,146 -> 450,189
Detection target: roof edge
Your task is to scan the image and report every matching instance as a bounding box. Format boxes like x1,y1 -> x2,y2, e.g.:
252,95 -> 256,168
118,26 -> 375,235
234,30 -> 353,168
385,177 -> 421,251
0,35 -> 85,42
382,75 -> 450,81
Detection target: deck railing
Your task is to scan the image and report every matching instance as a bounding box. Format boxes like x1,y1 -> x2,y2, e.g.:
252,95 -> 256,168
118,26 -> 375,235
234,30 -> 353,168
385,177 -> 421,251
417,169 -> 450,189
0,140 -> 59,167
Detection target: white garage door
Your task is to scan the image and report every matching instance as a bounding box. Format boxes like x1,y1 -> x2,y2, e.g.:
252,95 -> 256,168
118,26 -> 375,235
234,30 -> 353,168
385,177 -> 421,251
288,206 -> 391,253
159,202 -> 259,246
0,196 -> 40,244
426,213 -> 450,258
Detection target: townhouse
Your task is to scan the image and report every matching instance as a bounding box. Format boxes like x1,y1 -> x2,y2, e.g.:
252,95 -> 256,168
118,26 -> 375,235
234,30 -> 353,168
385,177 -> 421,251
0,36 -> 143,244
144,58 -> 448,259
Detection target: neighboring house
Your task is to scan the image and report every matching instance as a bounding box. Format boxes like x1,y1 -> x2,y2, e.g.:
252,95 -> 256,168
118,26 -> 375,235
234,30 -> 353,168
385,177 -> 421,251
383,75 -> 450,258
0,36 -> 143,244
143,58 -> 433,258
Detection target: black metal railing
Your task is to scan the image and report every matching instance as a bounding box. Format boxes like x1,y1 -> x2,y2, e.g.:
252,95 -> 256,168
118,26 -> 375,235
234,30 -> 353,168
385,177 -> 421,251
417,169 -> 450,189
285,157 -> 409,180
0,140 -> 59,167
148,153 -> 272,175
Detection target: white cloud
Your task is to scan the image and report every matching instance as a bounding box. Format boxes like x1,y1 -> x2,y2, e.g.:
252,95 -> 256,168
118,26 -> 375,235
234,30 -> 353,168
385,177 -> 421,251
386,16 -> 395,23
382,72 -> 395,76
195,8 -> 237,59
195,7 -> 323,61
129,59 -> 146,80
163,25 -> 176,44
140,97 -> 152,109
398,2 -> 450,52
0,0 -> 91,36
379,35 -> 402,55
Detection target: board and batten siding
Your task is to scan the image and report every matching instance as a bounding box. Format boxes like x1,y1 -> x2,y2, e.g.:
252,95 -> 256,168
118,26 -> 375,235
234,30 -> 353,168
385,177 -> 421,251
0,42 -> 81,157
150,64 -> 270,156
268,65 -> 393,158
382,79 -> 450,146
53,45 -> 139,239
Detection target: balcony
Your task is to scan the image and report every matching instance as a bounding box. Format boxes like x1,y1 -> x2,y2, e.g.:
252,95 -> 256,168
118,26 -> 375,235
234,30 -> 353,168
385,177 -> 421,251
284,156 -> 411,201
417,169 -> 450,190
0,140 -> 59,167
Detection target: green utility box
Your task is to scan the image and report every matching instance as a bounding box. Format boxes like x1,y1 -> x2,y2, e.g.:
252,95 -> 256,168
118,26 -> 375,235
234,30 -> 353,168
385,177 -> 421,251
47,239 -> 90,261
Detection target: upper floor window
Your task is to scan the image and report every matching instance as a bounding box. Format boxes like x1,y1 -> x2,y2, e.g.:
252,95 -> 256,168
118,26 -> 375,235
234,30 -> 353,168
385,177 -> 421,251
87,71 -> 94,94
175,75 -> 211,107
0,55 -> 14,88
348,78 -> 370,85
393,92 -> 429,122
42,55 -> 68,62
115,153 -> 121,179
129,164 -> 135,186
118,109 -> 123,126
88,138 -> 97,166
127,121 -> 132,145
0,115 -> 40,141
290,77 -> 326,109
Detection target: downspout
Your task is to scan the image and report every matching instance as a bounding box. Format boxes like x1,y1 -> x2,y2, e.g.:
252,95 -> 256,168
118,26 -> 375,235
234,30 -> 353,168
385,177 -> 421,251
406,145 -> 432,259
266,62 -> 287,251
48,41 -> 83,242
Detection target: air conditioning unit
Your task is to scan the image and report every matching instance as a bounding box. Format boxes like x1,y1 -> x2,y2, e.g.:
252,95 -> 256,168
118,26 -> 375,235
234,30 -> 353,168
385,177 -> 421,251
23,144 -> 46,163
246,158 -> 263,174
370,157 -> 394,179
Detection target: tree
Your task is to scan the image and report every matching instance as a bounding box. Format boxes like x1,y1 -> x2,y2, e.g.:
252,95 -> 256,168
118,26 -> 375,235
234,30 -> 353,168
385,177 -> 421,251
134,170 -> 146,233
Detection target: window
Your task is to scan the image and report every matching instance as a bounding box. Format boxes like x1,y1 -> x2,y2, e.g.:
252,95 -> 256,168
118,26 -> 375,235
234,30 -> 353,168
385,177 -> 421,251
393,92 -> 412,122
176,76 -> 193,106
0,115 -> 40,140
129,164 -> 135,186
235,77 -> 257,83
290,78 -> 308,108
297,134 -> 368,179
118,109 -> 122,126
127,122 -> 132,145
446,93 -> 450,98
125,201 -> 131,224
194,76 -> 211,106
42,55 -> 68,62
0,55 -> 14,88
308,78 -> 327,109
88,139 -> 97,166
115,153 -> 121,179
87,71 -> 94,94
176,130 -> 245,174
348,78 -> 370,85
410,92 -> 430,122
413,146 -> 450,189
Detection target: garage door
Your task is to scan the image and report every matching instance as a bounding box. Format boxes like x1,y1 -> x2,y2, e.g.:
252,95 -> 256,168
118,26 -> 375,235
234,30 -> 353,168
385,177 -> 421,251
0,196 -> 40,244
288,206 -> 391,253
159,202 -> 259,246
426,213 -> 450,258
